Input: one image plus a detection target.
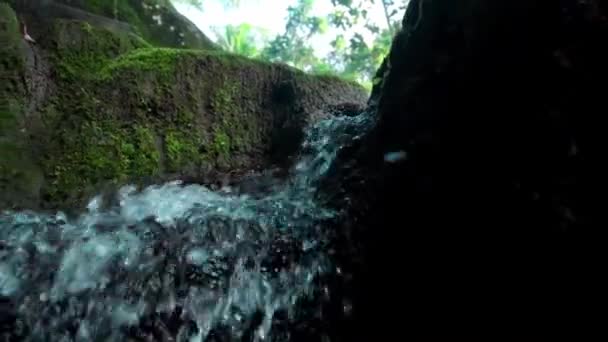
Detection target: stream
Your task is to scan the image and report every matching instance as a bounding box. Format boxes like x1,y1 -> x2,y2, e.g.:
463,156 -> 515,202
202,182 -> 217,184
0,111 -> 372,341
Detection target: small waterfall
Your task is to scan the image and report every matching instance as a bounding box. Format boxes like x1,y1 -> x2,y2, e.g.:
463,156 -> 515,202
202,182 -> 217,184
0,111 -> 372,341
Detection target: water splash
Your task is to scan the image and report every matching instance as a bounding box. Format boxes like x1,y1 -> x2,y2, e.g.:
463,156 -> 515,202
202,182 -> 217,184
0,112 -> 371,341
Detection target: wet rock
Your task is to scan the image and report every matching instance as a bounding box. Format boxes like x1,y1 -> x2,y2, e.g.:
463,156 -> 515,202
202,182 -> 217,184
325,0 -> 607,336
328,102 -> 365,117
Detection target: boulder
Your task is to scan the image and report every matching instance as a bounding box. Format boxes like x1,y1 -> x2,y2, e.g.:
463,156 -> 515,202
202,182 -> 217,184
323,0 -> 606,336
0,3 -> 367,210
7,0 -> 218,49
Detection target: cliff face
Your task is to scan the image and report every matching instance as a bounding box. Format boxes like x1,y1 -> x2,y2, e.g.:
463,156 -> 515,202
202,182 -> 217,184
0,2 -> 368,210
0,3 -> 42,209
324,0 -> 606,336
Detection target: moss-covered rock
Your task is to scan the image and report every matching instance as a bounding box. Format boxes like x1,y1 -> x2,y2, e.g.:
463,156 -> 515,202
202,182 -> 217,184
0,3 -> 44,209
7,0 -> 217,49
0,4 -> 368,209
73,0 -> 218,49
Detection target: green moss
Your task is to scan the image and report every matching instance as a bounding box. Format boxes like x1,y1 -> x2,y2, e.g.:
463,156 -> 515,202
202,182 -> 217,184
97,48 -> 279,82
175,110 -> 195,127
0,3 -> 38,207
0,143 -> 23,175
309,72 -> 365,90
3,9 -> 365,208
43,121 -> 161,205
208,78 -> 261,156
123,125 -> 161,177
210,81 -> 237,154
81,21 -> 93,33
99,47 -> 195,79
165,129 -> 203,173
212,129 -> 231,156
0,3 -> 23,63
0,142 -> 43,205
50,20 -> 145,81
39,19 -> 164,204
99,48 -> 258,78
211,80 -> 238,114
0,3 -> 24,95
41,28 -> 212,198
0,103 -> 18,132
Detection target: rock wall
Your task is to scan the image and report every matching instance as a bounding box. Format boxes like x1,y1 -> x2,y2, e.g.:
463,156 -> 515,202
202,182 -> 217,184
325,0 -> 606,336
1,3 -> 45,210
0,3 -> 368,210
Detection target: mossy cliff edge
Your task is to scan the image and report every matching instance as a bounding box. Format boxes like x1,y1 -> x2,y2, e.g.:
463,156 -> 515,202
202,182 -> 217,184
0,2 -> 367,209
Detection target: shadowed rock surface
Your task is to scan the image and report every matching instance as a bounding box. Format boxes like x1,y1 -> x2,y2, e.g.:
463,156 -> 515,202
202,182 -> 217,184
321,0 -> 606,336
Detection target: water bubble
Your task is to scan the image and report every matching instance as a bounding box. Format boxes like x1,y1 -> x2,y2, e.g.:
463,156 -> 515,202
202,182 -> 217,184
187,249 -> 209,265
343,299 -> 353,316
384,150 -> 408,163
0,264 -> 19,296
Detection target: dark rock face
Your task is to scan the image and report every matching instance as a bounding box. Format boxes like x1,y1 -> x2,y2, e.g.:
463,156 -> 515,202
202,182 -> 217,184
325,0 -> 606,336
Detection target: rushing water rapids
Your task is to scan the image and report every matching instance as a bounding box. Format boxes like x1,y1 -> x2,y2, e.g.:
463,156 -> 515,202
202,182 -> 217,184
0,112 -> 372,341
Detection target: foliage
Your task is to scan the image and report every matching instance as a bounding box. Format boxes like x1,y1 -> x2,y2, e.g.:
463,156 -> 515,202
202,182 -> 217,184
329,0 -> 407,35
100,48 -> 188,78
172,0 -> 245,10
261,0 -> 329,70
212,24 -> 267,57
206,0 -> 408,87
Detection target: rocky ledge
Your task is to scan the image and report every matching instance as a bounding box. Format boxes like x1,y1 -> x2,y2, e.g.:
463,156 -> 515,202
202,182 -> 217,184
0,2 -> 367,210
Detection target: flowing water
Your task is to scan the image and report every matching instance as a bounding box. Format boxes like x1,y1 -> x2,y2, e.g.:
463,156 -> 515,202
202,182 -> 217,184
0,112 -> 372,341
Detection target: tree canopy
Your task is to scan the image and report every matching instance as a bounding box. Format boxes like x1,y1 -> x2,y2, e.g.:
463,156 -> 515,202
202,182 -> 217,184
172,0 -> 243,9
172,0 -> 409,88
